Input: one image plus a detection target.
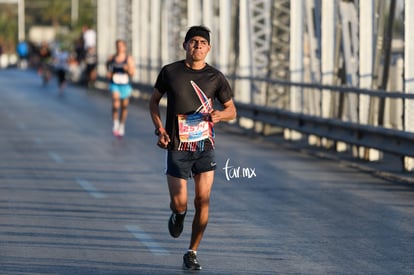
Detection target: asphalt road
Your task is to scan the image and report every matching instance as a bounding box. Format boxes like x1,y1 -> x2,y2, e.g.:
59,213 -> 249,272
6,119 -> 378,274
0,68 -> 413,274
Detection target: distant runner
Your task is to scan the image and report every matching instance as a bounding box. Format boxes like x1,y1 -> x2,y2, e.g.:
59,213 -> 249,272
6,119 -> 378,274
106,39 -> 135,137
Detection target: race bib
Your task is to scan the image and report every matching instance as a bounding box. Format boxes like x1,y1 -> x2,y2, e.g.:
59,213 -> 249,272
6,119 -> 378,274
178,113 -> 211,142
112,73 -> 129,84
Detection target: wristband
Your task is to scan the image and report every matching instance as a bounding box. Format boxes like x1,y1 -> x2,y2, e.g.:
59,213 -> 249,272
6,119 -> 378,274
155,127 -> 164,136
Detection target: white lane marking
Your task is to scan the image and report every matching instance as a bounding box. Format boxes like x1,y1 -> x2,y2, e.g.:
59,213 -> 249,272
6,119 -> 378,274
76,178 -> 106,199
125,225 -> 170,256
48,151 -> 64,163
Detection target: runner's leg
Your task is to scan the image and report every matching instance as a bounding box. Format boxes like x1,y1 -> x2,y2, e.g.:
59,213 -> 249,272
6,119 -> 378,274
167,175 -> 188,213
111,91 -> 121,134
120,98 -> 129,124
112,91 -> 121,121
189,170 -> 214,251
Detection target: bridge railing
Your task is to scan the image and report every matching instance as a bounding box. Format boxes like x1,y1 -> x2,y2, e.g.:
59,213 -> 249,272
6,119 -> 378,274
230,76 -> 414,171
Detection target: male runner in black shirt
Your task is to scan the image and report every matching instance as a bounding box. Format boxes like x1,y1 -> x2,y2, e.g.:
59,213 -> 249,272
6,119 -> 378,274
149,25 -> 237,270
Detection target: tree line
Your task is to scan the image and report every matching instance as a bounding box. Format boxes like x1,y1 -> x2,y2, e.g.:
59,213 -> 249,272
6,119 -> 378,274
0,0 -> 96,53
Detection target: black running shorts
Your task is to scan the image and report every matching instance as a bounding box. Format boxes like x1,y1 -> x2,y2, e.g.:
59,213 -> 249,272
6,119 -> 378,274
166,150 -> 216,179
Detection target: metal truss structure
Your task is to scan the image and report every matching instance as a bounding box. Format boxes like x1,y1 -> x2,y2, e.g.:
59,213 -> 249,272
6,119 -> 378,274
266,0 -> 290,108
95,0 -> 414,170
115,0 -> 132,47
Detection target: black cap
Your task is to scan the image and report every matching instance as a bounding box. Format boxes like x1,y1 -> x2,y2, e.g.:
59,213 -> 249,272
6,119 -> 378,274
184,26 -> 211,44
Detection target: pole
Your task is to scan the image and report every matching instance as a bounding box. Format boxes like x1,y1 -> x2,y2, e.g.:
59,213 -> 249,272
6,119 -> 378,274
18,0 -> 25,41
71,0 -> 79,26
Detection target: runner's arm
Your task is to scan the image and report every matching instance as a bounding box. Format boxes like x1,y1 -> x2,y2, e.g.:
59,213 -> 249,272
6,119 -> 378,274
210,99 -> 237,123
149,88 -> 170,148
125,56 -> 136,77
149,88 -> 164,130
105,55 -> 114,79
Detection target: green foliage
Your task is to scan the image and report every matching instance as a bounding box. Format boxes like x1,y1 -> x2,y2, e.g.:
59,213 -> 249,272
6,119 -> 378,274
26,0 -> 96,30
0,0 -> 96,53
0,4 -> 18,51
26,0 -> 69,26
76,0 -> 96,29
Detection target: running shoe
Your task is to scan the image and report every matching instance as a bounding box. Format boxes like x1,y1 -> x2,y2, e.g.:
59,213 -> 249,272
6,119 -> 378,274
168,211 -> 186,238
112,120 -> 120,136
183,251 -> 202,270
118,123 -> 125,136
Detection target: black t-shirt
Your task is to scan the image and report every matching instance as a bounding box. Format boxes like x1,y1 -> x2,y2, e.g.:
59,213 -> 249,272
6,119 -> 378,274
154,60 -> 233,151
107,56 -> 129,84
